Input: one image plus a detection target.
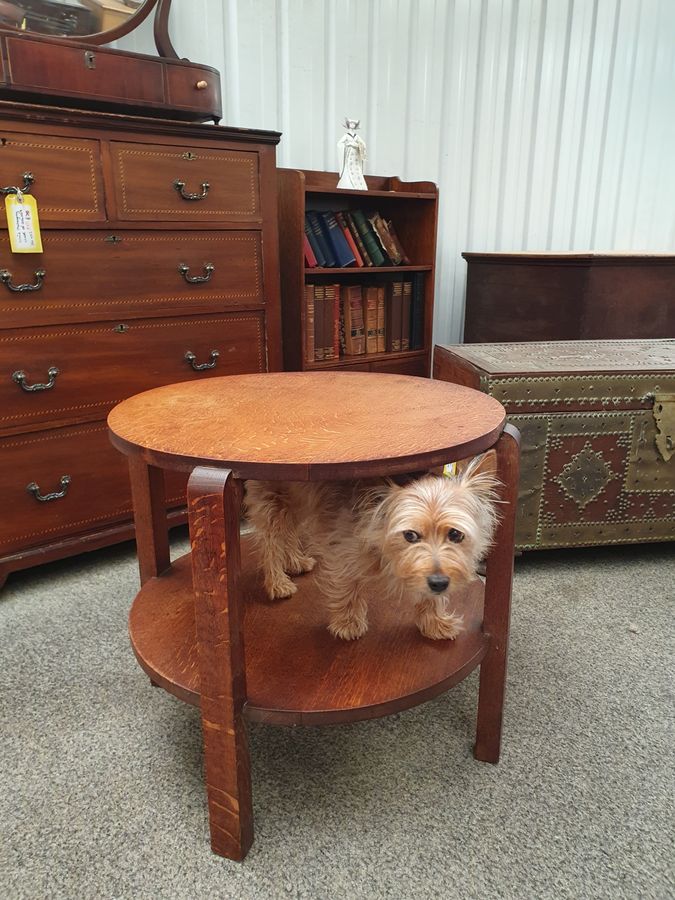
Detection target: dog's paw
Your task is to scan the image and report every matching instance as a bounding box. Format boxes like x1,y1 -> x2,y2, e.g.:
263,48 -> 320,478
328,617 -> 368,641
264,575 -> 298,601
287,555 -> 316,576
418,611 -> 464,641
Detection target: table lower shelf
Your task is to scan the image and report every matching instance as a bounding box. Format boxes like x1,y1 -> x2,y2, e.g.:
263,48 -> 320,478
129,540 -> 490,726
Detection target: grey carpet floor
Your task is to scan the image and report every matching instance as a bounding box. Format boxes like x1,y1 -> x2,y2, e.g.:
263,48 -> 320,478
1,531 -> 673,900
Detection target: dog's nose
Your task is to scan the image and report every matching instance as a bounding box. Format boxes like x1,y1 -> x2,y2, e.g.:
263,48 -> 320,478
427,574 -> 450,593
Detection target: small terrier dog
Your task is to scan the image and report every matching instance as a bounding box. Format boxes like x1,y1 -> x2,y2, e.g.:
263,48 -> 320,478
244,456 -> 500,641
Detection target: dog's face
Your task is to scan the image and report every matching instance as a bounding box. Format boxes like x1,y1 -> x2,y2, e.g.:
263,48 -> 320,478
369,458 -> 499,598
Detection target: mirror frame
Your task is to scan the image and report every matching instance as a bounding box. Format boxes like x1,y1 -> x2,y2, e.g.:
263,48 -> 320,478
48,0 -> 178,59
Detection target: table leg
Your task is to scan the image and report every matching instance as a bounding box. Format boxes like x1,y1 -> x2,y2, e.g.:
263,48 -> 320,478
187,466 -> 253,861
128,457 -> 171,585
474,424 -> 521,764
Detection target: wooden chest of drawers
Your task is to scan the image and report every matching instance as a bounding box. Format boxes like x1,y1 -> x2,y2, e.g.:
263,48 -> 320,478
0,101 -> 282,587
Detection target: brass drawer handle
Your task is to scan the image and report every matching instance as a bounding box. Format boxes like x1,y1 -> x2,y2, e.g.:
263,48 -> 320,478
173,179 -> 210,201
26,474 -> 71,502
0,268 -> 46,292
12,366 -> 59,392
179,262 -> 215,284
0,172 -> 34,195
185,350 -> 219,371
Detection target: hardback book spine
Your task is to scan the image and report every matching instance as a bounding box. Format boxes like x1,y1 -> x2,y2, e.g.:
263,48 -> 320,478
364,285 -> 379,354
323,283 -> 336,360
368,212 -> 398,265
335,211 -> 364,266
303,233 -> 318,268
338,289 -> 346,356
410,273 -> 425,350
385,281 -> 403,352
319,212 -> 357,267
306,211 -> 336,266
313,284 -> 325,360
305,284 -> 315,364
385,219 -> 411,265
376,285 -> 386,352
351,209 -> 386,266
344,211 -> 373,266
401,279 -> 412,350
345,284 -> 366,355
334,283 -> 342,358
304,218 -> 325,266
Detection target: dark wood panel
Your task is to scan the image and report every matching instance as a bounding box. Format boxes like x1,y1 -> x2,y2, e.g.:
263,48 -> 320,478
0,312 -> 266,431
0,128 -> 106,222
370,355 -> 429,376
0,421 -> 186,555
110,141 -> 260,221
165,64 -> 221,115
463,253 -> 675,342
0,230 -> 264,327
6,37 -> 165,104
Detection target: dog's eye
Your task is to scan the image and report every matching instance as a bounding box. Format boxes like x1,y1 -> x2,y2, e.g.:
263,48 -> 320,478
402,530 -> 421,543
448,528 -> 465,543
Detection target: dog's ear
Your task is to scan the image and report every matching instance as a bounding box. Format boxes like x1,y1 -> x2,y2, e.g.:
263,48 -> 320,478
458,451 -> 500,499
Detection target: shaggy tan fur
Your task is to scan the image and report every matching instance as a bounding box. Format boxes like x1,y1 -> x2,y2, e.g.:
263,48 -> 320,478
244,456 -> 500,641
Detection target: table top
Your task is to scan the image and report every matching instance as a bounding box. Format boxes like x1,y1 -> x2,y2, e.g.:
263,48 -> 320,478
107,372 -> 506,480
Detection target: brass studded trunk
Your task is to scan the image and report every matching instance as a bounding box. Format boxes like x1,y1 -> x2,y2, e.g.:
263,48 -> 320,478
434,339 -> 675,550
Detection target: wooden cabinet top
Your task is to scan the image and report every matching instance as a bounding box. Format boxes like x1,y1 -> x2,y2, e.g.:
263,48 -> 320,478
462,251 -> 675,265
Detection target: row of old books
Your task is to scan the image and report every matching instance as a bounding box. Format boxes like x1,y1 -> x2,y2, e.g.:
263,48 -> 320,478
306,277 -> 424,363
303,209 -> 410,268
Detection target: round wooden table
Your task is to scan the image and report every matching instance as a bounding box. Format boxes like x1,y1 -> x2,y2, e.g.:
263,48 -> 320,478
108,372 -> 520,861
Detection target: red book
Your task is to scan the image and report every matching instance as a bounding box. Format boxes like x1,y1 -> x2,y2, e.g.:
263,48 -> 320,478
335,212 -> 364,266
303,233 -> 317,267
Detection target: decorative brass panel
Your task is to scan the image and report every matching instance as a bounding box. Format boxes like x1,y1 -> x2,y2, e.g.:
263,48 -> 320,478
625,409 -> 675,493
653,393 -> 675,462
501,409 -> 675,550
555,444 -> 614,509
488,373 -> 675,414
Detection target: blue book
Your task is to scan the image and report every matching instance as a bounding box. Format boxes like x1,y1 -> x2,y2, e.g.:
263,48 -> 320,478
304,218 -> 326,266
305,211 -> 336,267
319,212 -> 357,267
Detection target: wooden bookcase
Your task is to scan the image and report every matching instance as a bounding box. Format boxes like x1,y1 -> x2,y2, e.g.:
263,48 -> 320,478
277,168 -> 438,376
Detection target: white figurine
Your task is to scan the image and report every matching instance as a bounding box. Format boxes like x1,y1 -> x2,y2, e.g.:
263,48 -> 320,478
337,118 -> 368,190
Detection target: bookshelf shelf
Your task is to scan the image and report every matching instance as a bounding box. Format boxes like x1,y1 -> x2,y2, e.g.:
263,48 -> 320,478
277,167 -> 439,376
305,348 -> 427,371
305,265 -> 433,276
306,187 -> 437,200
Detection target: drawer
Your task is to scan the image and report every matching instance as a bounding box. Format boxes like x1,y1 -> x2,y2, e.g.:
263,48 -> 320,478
0,130 -> 105,223
0,230 -> 263,327
0,422 -> 188,556
165,65 -> 222,118
110,141 -> 260,221
5,37 -> 165,106
0,311 -> 266,431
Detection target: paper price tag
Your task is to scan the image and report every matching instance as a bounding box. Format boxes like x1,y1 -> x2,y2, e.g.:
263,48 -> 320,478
5,193 -> 43,253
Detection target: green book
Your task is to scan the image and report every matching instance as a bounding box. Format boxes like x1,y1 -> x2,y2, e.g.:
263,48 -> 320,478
350,209 -> 386,266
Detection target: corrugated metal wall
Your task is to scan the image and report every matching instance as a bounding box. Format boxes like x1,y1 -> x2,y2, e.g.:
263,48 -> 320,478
121,0 -> 675,343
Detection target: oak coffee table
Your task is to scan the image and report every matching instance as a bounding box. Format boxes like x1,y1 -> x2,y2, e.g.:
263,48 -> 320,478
107,372 -> 520,860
